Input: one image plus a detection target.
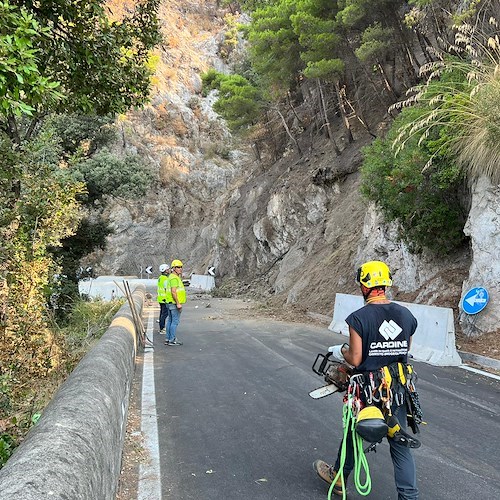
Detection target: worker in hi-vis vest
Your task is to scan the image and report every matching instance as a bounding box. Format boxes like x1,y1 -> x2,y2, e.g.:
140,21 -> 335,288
164,259 -> 186,346
157,264 -> 170,334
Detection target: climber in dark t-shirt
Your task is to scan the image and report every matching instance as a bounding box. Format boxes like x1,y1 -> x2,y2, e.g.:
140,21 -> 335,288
313,260 -> 419,500
346,301 -> 417,372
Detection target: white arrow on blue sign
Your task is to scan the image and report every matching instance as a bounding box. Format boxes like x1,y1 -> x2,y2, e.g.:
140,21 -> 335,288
461,287 -> 489,315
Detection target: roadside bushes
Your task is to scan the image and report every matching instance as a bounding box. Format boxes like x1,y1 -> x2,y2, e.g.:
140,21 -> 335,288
360,105 -> 467,255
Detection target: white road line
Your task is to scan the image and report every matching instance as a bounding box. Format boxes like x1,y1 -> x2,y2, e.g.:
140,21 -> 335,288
137,311 -> 162,499
459,364 -> 500,381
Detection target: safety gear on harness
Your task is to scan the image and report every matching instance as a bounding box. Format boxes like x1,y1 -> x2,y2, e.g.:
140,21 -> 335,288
355,406 -> 388,443
385,414 -> 422,448
171,259 -> 183,268
356,261 -> 392,288
159,264 -> 169,273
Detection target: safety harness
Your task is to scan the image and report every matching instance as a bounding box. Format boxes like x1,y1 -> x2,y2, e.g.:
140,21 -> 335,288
328,362 -> 424,500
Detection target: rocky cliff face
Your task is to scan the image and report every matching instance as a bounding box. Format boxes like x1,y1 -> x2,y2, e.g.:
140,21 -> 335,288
88,1 -> 498,338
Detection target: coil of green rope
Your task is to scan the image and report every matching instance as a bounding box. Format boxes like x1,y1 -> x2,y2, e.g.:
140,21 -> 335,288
327,395 -> 373,500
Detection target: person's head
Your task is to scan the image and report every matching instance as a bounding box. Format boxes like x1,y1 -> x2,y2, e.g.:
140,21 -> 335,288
171,259 -> 183,274
159,263 -> 169,274
356,260 -> 392,300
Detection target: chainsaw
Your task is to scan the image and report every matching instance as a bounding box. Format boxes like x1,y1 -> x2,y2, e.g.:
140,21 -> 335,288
309,352 -> 352,399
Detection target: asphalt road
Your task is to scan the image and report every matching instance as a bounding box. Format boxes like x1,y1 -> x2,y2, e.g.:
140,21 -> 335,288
147,296 -> 500,500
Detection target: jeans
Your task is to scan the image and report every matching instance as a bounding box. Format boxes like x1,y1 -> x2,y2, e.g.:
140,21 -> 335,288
334,403 -> 418,500
159,302 -> 169,330
167,304 -> 182,342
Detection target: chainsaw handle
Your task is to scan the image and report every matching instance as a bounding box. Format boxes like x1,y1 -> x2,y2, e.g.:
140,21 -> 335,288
312,352 -> 332,376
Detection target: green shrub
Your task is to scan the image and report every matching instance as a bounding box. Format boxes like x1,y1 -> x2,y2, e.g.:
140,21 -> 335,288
360,106 -> 467,254
201,70 -> 262,131
72,148 -> 155,202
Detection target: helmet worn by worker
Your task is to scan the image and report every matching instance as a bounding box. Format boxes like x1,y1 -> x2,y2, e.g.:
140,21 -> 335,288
355,406 -> 389,443
356,260 -> 393,288
171,259 -> 183,268
159,264 -> 169,273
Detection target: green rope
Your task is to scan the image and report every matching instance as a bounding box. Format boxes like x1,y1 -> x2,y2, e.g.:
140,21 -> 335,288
327,396 -> 373,499
352,425 -> 371,495
327,400 -> 350,500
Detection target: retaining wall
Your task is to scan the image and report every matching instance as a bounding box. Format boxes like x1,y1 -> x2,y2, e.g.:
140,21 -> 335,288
0,285 -> 145,500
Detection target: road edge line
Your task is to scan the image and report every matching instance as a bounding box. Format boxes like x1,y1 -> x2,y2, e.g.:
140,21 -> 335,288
137,311 -> 162,499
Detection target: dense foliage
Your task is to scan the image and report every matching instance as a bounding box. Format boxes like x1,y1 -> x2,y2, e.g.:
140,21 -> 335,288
201,69 -> 262,130
0,0 -> 160,464
361,105 -> 467,254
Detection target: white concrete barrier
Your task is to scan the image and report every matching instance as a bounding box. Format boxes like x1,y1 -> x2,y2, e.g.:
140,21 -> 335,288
79,277 -> 157,301
189,274 -> 215,291
328,293 -> 462,367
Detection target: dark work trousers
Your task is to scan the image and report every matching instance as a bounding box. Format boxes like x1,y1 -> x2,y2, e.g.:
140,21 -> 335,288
334,402 -> 418,500
159,302 -> 170,330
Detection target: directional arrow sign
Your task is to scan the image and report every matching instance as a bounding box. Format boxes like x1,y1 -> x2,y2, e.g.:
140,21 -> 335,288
207,266 -> 216,276
461,287 -> 489,315
145,266 -> 153,275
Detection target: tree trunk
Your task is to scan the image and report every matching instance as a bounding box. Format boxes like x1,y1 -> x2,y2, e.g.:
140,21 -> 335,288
342,88 -> 377,138
416,30 -> 434,63
264,111 -> 279,162
377,62 -> 399,101
317,79 -> 340,155
7,113 -> 20,145
274,107 -> 302,157
287,91 -> 304,127
334,81 -> 354,143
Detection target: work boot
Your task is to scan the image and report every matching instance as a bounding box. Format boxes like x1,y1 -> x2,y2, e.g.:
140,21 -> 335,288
313,460 -> 343,496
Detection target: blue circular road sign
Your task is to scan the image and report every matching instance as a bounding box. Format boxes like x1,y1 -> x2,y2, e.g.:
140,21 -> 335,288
461,287 -> 489,315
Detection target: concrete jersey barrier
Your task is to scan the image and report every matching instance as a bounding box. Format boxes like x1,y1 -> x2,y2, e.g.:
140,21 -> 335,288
329,293 -> 462,367
78,277 -> 157,301
189,274 -> 215,291
0,285 -> 145,499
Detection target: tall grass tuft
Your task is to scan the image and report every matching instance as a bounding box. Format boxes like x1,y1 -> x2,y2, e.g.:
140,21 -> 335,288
391,18 -> 500,183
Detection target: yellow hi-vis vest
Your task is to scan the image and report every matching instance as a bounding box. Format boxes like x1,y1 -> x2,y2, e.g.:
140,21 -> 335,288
166,273 -> 186,304
157,274 -> 169,303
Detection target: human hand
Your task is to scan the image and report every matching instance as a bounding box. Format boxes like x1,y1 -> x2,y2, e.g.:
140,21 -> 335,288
328,344 -> 347,362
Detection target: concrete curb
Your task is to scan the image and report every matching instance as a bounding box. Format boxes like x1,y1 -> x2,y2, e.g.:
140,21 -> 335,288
459,351 -> 500,371
0,285 -> 145,500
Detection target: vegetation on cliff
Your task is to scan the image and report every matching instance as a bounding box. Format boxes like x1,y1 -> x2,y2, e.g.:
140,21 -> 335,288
208,0 -> 499,254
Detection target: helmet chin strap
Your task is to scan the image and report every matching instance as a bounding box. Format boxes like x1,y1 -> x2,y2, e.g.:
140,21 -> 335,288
362,286 -> 386,302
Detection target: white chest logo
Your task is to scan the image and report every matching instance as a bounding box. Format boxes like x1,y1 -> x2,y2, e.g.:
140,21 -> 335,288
379,320 -> 402,340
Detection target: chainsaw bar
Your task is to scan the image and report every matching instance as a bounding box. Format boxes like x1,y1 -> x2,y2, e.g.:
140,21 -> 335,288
308,383 -> 341,399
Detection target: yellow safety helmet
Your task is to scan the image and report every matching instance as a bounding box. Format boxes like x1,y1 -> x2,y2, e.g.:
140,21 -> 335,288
356,261 -> 392,288
355,406 -> 388,443
171,259 -> 183,268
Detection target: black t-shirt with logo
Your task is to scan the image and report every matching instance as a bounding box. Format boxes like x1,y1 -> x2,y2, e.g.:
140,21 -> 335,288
345,302 -> 417,372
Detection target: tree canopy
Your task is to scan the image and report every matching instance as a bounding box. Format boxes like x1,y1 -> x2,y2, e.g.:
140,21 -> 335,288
0,0 -> 161,462
1,0 -> 161,143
